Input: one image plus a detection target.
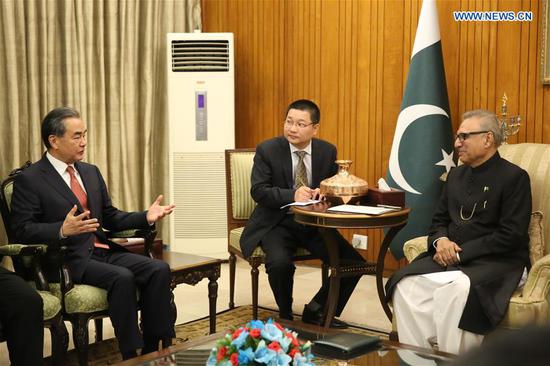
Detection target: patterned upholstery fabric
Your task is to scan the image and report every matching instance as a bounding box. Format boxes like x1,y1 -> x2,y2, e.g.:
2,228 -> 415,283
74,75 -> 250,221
49,283 -> 109,314
38,290 -> 63,321
401,143 -> 550,330
229,152 -> 256,220
24,283 -> 63,321
0,244 -> 46,256
528,211 -> 544,265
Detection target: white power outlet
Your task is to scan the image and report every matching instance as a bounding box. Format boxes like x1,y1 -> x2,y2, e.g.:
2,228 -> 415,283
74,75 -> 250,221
351,234 -> 368,250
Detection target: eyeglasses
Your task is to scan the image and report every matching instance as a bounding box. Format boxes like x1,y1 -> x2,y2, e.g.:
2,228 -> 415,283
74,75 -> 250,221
284,120 -> 314,129
454,130 -> 489,142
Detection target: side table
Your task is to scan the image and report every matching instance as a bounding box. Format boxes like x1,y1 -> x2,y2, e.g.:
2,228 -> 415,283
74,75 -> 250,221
293,202 -> 410,328
162,251 -> 223,334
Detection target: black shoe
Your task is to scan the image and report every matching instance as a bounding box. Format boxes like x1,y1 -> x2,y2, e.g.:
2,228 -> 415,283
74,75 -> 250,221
301,305 -> 348,329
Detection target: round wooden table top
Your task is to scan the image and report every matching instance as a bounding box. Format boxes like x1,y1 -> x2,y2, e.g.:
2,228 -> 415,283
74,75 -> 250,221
292,201 -> 410,229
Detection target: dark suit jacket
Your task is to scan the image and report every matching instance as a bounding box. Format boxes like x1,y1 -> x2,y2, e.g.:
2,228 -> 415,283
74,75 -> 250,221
11,155 -> 150,281
240,136 -> 338,258
385,152 -> 531,334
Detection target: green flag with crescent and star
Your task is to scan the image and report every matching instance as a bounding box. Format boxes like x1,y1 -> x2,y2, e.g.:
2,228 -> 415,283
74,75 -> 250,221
386,0 -> 455,259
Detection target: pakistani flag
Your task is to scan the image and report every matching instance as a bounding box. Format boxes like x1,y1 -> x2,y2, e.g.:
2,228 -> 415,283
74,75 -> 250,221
386,0 -> 455,259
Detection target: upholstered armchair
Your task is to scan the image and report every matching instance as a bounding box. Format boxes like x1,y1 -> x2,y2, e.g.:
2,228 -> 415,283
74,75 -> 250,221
401,143 -> 550,330
0,236 -> 68,365
225,149 -> 327,320
1,162 -> 158,366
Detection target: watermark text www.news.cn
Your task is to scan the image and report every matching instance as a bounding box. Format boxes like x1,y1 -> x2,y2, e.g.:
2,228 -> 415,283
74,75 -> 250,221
453,11 -> 533,22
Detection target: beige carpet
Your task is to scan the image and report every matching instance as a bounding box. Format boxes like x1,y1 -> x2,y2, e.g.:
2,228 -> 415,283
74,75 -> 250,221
45,305 -> 388,365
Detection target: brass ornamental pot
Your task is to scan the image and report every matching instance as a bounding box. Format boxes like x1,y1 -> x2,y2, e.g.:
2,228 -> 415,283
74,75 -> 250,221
320,160 -> 368,205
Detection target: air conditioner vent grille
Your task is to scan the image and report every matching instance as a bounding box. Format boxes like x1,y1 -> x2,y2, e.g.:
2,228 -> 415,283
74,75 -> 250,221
171,40 -> 230,72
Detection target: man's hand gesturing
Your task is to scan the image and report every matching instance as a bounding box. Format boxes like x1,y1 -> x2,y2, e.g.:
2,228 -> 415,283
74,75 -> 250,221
146,195 -> 176,225
61,205 -> 100,237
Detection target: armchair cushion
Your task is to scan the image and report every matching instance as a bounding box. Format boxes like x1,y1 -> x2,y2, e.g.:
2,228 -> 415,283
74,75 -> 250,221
49,283 -> 108,314
37,290 -> 63,321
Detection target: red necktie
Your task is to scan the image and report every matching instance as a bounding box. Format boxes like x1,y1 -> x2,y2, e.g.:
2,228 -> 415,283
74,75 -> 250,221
66,166 -> 109,249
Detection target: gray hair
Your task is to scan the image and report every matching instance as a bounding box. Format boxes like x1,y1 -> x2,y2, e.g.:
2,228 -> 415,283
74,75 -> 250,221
462,109 -> 503,147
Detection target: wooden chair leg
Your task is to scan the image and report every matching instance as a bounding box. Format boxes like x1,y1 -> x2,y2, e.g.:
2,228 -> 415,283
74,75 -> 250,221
321,263 -> 329,286
250,261 -> 260,320
229,253 -> 236,309
94,318 -> 103,342
49,314 -> 69,366
73,315 -> 90,366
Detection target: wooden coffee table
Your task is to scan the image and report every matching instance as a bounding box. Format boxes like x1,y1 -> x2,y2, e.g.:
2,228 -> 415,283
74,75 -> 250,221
114,326 -> 455,366
161,251 -> 224,334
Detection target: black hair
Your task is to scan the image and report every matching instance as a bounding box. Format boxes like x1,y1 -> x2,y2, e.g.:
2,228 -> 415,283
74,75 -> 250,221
286,99 -> 320,124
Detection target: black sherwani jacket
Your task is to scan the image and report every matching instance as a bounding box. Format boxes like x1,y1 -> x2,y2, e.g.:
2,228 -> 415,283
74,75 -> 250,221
385,152 -> 531,334
11,155 -> 150,281
239,136 -> 338,257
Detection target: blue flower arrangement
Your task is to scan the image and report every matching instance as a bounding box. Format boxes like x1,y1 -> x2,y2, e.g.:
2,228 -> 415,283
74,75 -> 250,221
206,319 -> 315,366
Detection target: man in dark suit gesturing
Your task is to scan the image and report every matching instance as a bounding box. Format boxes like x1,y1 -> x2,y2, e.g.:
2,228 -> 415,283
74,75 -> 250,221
240,99 -> 364,328
11,107 -> 176,360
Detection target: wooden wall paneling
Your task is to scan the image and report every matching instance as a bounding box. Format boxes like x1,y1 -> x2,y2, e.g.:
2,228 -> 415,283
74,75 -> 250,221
202,0 -> 549,274
495,0 -> 521,143
525,0 -> 539,143
524,1 -> 536,141
319,0 -> 338,146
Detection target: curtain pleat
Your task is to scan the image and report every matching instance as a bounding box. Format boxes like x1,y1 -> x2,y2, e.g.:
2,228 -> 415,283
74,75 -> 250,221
0,0 -> 201,242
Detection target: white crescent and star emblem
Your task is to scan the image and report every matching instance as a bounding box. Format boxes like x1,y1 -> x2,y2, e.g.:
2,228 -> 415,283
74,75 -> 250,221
389,104 -> 454,195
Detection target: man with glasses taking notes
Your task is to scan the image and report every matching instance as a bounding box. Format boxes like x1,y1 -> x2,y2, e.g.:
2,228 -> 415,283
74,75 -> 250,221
385,110 -> 531,354
240,99 -> 364,328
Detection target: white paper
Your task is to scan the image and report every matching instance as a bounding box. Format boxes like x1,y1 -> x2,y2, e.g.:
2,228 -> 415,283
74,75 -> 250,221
280,199 -> 321,209
377,177 -> 392,192
327,204 -> 394,215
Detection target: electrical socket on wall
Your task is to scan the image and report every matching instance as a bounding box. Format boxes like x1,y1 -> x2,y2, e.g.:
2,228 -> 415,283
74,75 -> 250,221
351,234 -> 368,250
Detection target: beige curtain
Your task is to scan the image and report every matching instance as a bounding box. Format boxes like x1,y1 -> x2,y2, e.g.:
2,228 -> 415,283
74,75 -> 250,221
0,0 -> 201,243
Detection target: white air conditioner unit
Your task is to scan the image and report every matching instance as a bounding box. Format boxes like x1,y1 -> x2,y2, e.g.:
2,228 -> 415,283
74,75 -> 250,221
166,32 -> 235,257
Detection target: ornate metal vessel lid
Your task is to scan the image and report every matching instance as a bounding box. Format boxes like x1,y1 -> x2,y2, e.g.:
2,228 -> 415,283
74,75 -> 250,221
320,160 -> 368,204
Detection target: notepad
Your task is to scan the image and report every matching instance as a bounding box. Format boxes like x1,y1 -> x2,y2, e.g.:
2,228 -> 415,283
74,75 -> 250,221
327,204 -> 394,215
280,199 -> 321,209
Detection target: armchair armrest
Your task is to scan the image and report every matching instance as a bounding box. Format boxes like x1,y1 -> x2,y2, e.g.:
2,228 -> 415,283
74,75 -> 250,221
518,253 -> 550,303
0,243 -> 50,291
0,243 -> 45,257
403,236 -> 428,262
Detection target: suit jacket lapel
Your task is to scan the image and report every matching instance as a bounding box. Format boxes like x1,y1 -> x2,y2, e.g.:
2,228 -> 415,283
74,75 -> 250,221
37,156 -> 82,211
311,139 -> 321,187
280,137 -> 294,188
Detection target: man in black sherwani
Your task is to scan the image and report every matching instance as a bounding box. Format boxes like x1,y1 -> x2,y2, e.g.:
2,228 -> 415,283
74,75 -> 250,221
385,109 -> 531,354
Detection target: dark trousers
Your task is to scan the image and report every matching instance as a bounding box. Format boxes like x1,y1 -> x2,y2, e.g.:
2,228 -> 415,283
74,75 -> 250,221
261,215 -> 364,317
81,249 -> 175,353
0,267 -> 44,365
